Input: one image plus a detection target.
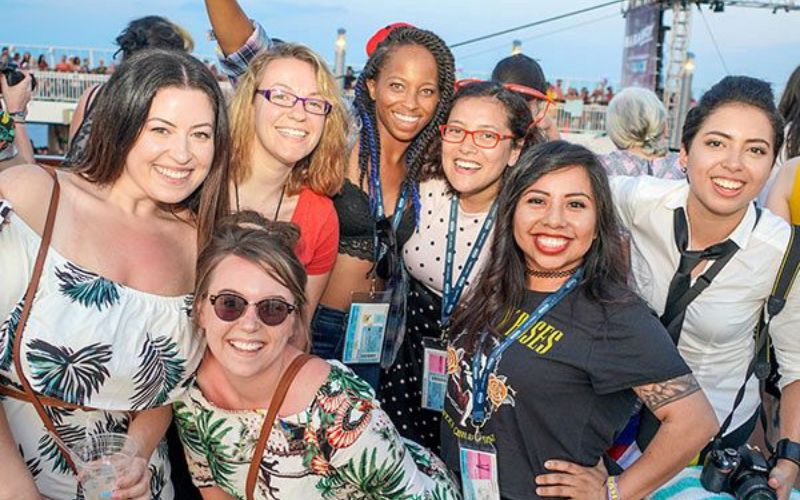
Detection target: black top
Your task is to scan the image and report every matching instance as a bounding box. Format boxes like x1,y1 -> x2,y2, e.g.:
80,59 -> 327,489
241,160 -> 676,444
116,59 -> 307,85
333,179 -> 415,260
441,284 -> 690,500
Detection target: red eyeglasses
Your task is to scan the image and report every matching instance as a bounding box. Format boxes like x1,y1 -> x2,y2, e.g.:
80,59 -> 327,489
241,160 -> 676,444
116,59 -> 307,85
208,293 -> 297,326
454,78 -> 553,125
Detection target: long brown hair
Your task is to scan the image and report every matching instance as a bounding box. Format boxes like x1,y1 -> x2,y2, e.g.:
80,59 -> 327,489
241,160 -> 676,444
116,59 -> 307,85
228,44 -> 349,197
72,48 -> 231,250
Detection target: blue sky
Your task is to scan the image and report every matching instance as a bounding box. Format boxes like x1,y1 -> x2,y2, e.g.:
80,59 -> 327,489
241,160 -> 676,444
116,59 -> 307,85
4,0 -> 799,95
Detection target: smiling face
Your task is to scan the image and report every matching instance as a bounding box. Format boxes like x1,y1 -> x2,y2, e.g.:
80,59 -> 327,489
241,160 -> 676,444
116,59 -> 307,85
253,57 -> 326,169
367,44 -> 440,144
681,103 -> 775,223
198,255 -> 297,381
513,165 -> 597,280
122,86 -> 215,204
442,96 -> 522,207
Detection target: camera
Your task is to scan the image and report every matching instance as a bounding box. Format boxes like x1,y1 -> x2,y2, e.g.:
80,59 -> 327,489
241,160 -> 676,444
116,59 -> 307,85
700,444 -> 776,499
0,61 -> 37,91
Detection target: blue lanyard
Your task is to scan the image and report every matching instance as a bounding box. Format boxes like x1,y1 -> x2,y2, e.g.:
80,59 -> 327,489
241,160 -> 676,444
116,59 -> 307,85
470,268 -> 584,425
371,165 -> 409,231
441,196 -> 498,328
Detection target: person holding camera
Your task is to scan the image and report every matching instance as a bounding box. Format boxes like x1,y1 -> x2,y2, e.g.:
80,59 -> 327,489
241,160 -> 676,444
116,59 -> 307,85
610,76 -> 800,499
0,69 -> 34,169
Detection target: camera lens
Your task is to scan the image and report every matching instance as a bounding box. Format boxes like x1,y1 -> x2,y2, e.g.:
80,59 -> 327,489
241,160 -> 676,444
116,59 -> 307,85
733,476 -> 776,500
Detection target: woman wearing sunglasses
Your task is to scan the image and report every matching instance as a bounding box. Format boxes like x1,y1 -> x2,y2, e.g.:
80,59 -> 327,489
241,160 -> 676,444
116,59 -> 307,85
173,211 -> 460,500
379,81 -> 541,452
226,43 -> 349,328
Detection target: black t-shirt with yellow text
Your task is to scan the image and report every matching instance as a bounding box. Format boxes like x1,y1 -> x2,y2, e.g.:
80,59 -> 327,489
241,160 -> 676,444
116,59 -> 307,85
440,284 -> 690,499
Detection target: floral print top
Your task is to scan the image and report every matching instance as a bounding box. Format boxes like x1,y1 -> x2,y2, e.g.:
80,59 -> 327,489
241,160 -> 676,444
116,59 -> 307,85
599,150 -> 685,180
174,361 -> 460,500
0,209 -> 204,499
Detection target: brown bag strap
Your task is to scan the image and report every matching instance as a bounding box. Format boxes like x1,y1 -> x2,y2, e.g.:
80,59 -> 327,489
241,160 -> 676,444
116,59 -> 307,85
246,354 -> 314,500
10,167 -> 79,473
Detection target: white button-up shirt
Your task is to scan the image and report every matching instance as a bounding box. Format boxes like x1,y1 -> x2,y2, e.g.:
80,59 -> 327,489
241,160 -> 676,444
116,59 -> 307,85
611,176 -> 800,432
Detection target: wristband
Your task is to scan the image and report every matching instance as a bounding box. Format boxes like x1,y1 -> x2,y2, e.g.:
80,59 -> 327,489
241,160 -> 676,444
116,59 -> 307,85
606,475 -> 621,500
9,110 -> 27,123
775,438 -> 800,467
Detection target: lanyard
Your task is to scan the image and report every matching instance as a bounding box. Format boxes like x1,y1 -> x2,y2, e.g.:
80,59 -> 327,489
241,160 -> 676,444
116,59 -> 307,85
371,165 -> 409,231
470,268 -> 584,425
441,196 -> 498,328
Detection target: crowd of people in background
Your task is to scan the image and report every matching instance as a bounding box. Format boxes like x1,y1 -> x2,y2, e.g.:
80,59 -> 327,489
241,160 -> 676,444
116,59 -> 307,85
2,2 -> 800,500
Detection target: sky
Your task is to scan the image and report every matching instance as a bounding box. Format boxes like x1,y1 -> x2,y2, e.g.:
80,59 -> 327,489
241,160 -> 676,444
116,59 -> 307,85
3,0 -> 799,96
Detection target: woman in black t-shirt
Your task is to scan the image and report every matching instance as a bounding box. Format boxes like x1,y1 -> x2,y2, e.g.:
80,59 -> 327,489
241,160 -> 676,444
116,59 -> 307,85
441,141 -> 718,500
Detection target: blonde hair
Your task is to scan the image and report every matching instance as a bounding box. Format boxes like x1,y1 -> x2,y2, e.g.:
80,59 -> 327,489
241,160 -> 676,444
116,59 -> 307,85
606,87 -> 669,157
228,44 -> 349,196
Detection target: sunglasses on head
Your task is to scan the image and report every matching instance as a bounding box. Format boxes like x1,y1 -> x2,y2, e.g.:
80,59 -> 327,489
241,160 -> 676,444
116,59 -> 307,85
454,78 -> 553,125
208,293 -> 297,326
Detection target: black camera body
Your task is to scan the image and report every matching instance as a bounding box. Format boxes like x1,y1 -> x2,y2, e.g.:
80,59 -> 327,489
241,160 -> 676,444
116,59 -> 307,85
0,61 -> 37,91
700,444 -> 776,499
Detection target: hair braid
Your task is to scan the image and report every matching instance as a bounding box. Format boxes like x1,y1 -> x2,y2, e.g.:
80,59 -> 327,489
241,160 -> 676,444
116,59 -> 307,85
351,26 -> 455,221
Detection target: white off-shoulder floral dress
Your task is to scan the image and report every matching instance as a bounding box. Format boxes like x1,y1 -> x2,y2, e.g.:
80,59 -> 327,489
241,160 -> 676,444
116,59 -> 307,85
0,209 -> 204,499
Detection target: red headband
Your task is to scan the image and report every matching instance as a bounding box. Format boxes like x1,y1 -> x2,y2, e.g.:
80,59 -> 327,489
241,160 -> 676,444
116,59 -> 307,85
365,22 -> 415,57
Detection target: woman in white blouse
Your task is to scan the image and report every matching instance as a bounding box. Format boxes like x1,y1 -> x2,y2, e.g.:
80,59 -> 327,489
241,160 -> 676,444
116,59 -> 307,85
610,76 -> 800,498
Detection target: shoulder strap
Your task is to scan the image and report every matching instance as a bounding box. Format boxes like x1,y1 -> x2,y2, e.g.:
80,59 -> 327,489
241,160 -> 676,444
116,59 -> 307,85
767,224 -> 800,318
84,83 -> 102,114
246,354 -> 314,500
10,167 -> 79,473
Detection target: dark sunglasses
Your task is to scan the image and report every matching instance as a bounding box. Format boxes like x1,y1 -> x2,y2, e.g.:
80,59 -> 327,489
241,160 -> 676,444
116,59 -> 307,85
208,293 -> 297,326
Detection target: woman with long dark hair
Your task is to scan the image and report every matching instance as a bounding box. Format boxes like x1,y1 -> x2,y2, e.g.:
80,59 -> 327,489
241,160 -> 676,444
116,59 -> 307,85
441,141 -> 716,499
0,48 -> 229,499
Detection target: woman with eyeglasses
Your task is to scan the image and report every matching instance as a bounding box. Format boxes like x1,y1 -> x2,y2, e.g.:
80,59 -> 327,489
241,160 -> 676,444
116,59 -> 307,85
204,0 -> 456,389
378,81 -> 541,453
226,44 -> 349,327
440,141 -> 716,500
173,211 -> 460,500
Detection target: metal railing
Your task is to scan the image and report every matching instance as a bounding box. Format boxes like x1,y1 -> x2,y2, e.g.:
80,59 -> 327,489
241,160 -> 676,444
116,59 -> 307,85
30,70 -> 110,103
552,101 -> 608,135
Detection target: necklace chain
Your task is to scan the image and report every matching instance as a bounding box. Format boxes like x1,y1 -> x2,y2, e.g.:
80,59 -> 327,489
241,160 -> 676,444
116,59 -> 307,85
525,266 -> 579,279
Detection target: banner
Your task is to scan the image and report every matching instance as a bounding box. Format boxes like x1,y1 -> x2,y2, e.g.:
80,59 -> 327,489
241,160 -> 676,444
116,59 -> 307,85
621,2 -> 660,90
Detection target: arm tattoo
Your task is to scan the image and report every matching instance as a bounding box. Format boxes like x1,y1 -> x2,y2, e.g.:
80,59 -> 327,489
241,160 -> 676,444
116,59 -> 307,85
635,373 -> 701,412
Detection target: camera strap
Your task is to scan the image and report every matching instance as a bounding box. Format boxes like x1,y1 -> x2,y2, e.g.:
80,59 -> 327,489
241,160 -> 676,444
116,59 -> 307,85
715,223 -> 800,443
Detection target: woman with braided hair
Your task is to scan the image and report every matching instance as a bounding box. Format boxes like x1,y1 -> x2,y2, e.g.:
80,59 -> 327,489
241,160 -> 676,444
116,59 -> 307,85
203,0 -> 456,389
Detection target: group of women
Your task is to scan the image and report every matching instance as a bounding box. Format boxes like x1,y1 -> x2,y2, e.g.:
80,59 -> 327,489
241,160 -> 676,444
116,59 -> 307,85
1,1 -> 800,499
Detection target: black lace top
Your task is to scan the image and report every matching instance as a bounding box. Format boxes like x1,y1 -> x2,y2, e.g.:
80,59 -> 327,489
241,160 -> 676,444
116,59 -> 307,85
334,179 -> 415,261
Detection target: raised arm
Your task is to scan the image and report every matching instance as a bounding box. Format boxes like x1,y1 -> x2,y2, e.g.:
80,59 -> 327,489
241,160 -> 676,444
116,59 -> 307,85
204,0 -> 255,56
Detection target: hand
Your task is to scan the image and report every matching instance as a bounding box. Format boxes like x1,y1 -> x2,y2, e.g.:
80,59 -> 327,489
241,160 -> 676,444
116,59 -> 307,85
0,71 -> 33,114
111,456 -> 151,500
535,458 -> 607,499
769,458 -> 799,500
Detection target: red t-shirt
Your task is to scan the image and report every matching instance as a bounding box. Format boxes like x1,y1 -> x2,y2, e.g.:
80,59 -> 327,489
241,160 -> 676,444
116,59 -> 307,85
291,187 -> 339,275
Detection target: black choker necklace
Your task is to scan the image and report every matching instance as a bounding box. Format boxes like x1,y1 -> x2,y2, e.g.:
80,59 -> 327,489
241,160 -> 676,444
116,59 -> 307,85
525,267 -> 579,279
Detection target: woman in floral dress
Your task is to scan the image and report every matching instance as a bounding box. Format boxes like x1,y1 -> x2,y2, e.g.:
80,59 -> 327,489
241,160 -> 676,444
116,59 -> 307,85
0,49 -> 230,499
175,211 -> 459,499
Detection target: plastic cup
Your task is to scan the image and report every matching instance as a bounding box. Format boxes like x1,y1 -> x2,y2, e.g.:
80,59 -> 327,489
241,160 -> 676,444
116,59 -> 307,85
70,432 -> 139,500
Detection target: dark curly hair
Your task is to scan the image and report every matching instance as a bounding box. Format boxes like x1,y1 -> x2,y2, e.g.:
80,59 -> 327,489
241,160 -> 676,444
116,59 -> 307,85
115,15 -> 192,61
450,141 -> 630,353
353,26 -> 455,219
779,65 -> 800,159
682,75 -> 784,156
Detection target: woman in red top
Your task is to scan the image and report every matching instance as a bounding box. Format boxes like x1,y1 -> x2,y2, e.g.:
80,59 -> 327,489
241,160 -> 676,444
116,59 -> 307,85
227,43 -> 349,330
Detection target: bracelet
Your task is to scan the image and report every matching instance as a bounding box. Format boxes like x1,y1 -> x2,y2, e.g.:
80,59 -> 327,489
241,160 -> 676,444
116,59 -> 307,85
606,476 -> 621,500
9,110 -> 27,121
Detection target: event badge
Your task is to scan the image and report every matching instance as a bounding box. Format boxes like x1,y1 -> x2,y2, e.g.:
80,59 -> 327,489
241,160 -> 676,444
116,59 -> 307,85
421,337 -> 448,411
342,291 -> 391,364
459,441 -> 500,500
